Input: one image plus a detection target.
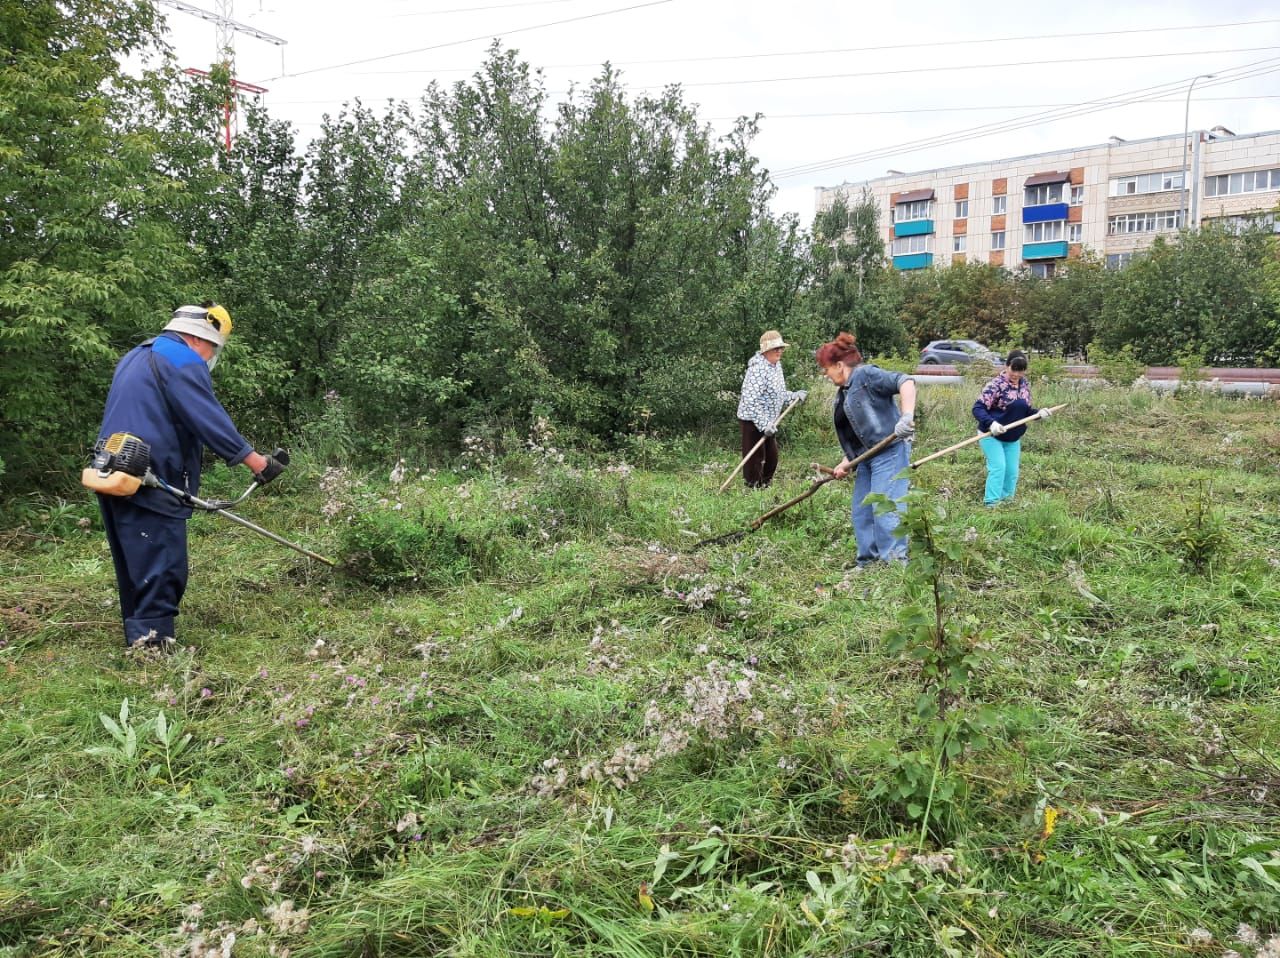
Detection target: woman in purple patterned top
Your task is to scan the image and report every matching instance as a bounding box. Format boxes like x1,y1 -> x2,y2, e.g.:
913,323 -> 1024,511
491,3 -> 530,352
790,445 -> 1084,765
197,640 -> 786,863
971,351 -> 1051,505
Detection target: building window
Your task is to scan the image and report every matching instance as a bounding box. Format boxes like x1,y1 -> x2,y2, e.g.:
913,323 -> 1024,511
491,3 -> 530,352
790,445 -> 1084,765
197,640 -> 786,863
1029,262 -> 1056,279
1204,166 -> 1280,197
888,206 -> 896,225
954,199 -> 969,219
953,235 -> 967,253
1070,185 -> 1084,206
1205,212 -> 1280,234
992,195 -> 1007,215
1109,171 -> 1184,196
1025,221 -> 1065,243
896,199 -> 932,221
893,235 -> 931,255
1025,183 -> 1064,206
1106,252 -> 1134,270
1107,210 -> 1182,234
1068,223 -> 1082,243
991,230 -> 1006,250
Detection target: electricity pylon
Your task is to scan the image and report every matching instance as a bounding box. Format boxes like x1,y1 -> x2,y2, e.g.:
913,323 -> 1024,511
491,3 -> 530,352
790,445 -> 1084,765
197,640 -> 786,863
156,0 -> 287,149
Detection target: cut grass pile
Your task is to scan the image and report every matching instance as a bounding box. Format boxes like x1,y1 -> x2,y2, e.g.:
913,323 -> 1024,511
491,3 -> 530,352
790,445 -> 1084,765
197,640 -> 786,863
2,382 -> 1279,957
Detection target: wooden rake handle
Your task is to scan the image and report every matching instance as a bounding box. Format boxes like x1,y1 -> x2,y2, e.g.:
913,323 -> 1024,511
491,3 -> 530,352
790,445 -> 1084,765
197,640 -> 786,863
750,433 -> 899,530
910,403 -> 1067,469
718,396 -> 804,493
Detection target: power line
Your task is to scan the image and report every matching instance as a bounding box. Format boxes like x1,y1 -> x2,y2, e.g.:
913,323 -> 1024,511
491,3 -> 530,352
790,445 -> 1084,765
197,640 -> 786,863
703,95 -> 1280,122
772,59 -> 1280,180
775,63 -> 1280,179
387,0 -> 590,16
604,45 -> 1280,94
260,0 -> 673,81
265,93 -> 1280,112
351,16 -> 1280,73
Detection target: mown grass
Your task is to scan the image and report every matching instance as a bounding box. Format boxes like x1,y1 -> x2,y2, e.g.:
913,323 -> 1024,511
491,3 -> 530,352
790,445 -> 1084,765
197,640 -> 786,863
2,383 -> 1279,957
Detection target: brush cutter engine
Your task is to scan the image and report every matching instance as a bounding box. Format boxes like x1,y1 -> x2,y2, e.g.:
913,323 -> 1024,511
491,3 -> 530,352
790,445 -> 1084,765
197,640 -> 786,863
81,432 -> 153,496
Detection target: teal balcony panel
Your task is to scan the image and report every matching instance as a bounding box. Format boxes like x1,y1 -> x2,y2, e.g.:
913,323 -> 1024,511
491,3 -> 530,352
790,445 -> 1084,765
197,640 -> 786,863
1023,240 -> 1068,260
893,252 -> 933,270
894,219 -> 934,238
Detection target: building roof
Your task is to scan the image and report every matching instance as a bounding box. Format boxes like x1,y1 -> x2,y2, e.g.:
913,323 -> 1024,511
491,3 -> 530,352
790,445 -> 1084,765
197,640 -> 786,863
894,188 -> 935,203
817,128 -> 1280,192
1024,170 -> 1069,186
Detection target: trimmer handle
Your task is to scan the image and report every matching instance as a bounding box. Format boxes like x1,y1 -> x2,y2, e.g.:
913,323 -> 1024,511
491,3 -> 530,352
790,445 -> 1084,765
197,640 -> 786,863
254,447 -> 289,485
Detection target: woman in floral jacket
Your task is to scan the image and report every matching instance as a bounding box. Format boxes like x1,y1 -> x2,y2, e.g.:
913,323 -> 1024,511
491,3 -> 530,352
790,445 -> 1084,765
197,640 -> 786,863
971,351 -> 1051,506
735,330 -> 807,488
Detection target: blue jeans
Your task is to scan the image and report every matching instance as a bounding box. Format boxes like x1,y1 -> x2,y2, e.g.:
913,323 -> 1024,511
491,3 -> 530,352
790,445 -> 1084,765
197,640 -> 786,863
851,440 -> 911,564
979,435 -> 1022,505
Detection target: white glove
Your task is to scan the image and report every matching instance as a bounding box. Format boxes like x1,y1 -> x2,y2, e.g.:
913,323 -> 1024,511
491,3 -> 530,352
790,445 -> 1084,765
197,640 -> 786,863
1037,407 -> 1052,419
893,414 -> 915,440
795,390 -> 808,403
989,421 -> 1007,436
762,425 -> 777,436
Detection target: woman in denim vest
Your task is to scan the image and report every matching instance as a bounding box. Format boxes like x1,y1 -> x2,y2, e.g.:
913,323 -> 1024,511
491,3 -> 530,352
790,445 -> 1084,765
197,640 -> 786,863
816,332 -> 917,565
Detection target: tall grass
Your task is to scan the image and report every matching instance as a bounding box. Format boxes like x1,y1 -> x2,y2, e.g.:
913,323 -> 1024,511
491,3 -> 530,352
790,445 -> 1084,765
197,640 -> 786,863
2,386 -> 1279,956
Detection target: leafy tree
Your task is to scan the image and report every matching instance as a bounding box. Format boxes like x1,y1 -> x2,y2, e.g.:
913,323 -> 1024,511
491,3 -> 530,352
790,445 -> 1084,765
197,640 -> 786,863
1097,225 -> 1276,363
807,191 -> 907,357
896,261 -> 1016,348
0,0 -> 193,484
1017,253 -> 1109,357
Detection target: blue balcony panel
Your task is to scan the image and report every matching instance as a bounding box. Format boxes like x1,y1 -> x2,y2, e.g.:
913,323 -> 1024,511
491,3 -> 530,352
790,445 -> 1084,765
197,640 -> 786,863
1023,241 -> 1069,260
1022,203 -> 1069,224
893,252 -> 933,271
894,219 -> 934,238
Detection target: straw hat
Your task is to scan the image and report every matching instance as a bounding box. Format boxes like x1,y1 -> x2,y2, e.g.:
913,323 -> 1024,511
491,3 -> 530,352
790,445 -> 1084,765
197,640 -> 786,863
759,330 -> 788,352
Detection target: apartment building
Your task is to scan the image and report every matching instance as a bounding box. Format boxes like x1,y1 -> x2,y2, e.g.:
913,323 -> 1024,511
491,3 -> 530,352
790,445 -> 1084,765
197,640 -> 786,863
814,128 -> 1280,275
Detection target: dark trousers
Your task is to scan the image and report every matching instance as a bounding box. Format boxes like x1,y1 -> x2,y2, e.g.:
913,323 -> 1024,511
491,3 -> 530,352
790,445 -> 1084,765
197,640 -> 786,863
738,419 -> 779,488
98,496 -> 188,646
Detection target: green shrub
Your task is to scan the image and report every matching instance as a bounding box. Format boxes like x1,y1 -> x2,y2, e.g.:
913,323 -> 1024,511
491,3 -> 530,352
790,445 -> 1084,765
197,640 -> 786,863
337,506 -> 480,588
526,466 -> 628,537
1028,351 -> 1067,384
1088,342 -> 1144,386
1176,345 -> 1208,391
1173,480 -> 1229,573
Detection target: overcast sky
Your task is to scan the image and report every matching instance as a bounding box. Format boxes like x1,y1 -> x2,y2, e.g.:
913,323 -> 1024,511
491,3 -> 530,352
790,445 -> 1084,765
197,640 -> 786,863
157,0 -> 1280,223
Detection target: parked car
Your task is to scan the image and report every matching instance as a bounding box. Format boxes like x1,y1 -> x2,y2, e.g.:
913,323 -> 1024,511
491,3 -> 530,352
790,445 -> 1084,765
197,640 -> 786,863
919,340 -> 1003,366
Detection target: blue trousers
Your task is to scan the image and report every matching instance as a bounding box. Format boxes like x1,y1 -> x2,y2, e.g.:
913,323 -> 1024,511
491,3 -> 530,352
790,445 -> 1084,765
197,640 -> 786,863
979,435 -> 1022,505
851,440 -> 911,564
98,496 -> 188,646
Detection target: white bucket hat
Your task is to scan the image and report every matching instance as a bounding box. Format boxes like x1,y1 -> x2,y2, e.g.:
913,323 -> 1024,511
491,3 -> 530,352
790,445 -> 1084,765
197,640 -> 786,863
759,329 -> 788,352
164,304 -> 231,349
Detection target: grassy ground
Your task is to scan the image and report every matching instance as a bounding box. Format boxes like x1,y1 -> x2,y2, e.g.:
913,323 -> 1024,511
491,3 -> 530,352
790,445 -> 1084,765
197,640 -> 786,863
2,382 -> 1280,957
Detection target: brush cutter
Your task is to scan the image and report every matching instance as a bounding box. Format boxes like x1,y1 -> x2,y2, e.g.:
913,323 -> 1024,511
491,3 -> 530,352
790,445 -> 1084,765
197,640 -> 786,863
696,433 -> 899,549
83,433 -> 335,566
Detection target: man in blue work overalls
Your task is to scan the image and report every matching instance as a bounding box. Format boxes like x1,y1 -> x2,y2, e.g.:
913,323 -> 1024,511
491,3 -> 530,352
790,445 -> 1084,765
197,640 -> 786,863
95,303 -> 283,649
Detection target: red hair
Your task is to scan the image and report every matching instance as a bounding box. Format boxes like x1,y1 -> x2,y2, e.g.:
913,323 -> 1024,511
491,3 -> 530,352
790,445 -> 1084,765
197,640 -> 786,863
815,332 -> 862,368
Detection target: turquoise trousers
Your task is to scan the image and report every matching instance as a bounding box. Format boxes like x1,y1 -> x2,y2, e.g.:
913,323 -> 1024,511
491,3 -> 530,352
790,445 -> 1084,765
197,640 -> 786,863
979,435 -> 1021,505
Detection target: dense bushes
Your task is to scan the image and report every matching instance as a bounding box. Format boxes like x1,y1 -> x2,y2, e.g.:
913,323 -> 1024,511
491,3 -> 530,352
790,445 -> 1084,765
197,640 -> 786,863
808,194 -> 1280,366
3,2 -> 1278,500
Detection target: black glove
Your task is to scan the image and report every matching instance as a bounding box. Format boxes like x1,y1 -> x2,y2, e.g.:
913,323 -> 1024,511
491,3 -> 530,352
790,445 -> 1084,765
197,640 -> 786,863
254,447 -> 289,485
